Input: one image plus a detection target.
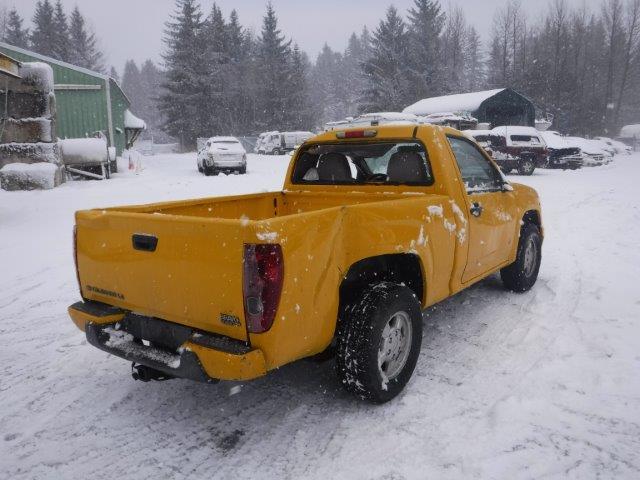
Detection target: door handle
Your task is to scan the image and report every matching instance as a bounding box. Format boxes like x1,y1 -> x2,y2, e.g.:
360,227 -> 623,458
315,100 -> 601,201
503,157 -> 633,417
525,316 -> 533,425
470,202 -> 483,217
132,234 -> 158,252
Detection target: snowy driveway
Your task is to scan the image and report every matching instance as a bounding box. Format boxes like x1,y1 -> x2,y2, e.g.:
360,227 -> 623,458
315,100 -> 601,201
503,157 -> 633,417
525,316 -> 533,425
1,154 -> 639,479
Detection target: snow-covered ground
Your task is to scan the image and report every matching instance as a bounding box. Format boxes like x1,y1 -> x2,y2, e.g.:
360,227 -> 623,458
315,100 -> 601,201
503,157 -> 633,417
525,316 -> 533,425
1,153 -> 639,479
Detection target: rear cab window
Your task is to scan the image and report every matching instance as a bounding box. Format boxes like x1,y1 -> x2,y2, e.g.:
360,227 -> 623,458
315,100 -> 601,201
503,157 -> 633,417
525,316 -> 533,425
291,141 -> 434,186
510,135 -> 541,145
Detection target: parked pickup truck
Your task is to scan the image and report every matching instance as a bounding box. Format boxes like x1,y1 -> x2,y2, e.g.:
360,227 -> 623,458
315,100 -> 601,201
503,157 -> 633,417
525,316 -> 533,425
69,125 -> 543,403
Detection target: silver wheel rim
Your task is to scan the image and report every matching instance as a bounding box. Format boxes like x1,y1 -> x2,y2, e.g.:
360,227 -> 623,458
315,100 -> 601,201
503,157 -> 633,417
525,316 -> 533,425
378,311 -> 413,382
523,236 -> 538,277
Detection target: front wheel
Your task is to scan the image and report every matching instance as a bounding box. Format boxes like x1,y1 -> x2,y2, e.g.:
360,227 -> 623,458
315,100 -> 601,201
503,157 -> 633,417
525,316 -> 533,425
336,282 -> 423,403
517,157 -> 536,175
501,223 -> 542,292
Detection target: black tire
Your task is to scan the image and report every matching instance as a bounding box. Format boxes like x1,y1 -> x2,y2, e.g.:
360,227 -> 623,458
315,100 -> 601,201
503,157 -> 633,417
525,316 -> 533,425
103,162 -> 111,180
500,223 -> 542,292
238,166 -> 247,174
336,282 -> 423,403
272,148 -> 281,155
204,166 -> 217,176
517,157 -> 536,175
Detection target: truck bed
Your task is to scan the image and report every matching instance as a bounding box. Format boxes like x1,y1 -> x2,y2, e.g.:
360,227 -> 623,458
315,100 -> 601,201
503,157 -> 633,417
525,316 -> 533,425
75,191 -> 426,341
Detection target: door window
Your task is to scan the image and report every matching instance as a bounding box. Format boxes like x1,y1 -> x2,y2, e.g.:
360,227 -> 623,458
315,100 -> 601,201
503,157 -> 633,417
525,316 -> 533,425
447,136 -> 504,193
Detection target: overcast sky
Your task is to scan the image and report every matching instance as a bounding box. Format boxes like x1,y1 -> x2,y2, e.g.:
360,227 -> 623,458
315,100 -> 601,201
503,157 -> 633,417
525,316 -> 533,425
5,0 -> 603,73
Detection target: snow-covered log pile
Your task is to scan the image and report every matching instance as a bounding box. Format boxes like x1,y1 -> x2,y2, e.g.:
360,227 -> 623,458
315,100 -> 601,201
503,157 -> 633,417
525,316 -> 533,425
0,61 -> 63,190
0,162 -> 63,190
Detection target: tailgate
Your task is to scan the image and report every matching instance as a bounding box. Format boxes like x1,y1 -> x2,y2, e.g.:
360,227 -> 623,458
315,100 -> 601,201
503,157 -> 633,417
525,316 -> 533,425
75,210 -> 248,341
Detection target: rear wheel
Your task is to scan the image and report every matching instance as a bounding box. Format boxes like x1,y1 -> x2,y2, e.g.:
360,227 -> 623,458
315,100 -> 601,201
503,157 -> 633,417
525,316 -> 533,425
336,282 -> 423,403
272,148 -> 281,155
517,157 -> 536,175
501,223 -> 542,292
238,165 -> 247,174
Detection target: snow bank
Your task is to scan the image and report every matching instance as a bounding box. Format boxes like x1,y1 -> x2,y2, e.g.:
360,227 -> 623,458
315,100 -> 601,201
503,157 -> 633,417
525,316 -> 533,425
0,162 -> 62,190
60,138 -> 108,165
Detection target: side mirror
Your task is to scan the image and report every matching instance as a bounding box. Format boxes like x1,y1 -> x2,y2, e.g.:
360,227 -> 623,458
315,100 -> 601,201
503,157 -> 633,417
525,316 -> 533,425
502,182 -> 514,192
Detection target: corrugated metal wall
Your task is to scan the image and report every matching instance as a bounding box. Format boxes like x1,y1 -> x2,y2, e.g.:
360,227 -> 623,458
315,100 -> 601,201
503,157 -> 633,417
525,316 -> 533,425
0,44 -> 130,155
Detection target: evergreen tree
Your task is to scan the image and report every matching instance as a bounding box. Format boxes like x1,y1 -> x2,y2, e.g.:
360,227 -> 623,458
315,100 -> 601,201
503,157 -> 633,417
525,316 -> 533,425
160,0 -> 209,147
343,32 -> 367,117
109,66 -> 120,83
122,60 -> 144,113
52,0 -> 70,62
360,6 -> 411,112
406,0 -> 446,100
30,0 -> 56,57
202,3 -> 230,134
287,44 -> 313,129
312,44 -> 346,126
4,8 -> 29,48
69,7 -> 105,72
256,3 -> 292,130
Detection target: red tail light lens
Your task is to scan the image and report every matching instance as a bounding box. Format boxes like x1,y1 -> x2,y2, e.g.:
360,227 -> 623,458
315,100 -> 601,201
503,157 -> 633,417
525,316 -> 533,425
243,244 -> 284,333
336,130 -> 377,139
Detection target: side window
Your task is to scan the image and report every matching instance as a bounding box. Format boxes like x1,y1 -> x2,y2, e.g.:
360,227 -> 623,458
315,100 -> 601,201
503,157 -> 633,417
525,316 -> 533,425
447,136 -> 503,193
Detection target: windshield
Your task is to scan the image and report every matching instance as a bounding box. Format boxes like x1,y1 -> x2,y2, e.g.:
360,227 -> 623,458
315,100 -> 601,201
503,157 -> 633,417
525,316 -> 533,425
291,142 -> 433,186
212,141 -> 240,145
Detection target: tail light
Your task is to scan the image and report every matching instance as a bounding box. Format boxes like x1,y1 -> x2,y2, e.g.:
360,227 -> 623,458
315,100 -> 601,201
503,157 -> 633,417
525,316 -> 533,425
243,244 -> 284,333
336,130 -> 377,139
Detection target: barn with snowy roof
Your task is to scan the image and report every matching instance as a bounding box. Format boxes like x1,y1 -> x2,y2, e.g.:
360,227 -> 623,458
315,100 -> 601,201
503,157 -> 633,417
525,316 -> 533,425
403,88 -> 536,128
0,41 -> 145,168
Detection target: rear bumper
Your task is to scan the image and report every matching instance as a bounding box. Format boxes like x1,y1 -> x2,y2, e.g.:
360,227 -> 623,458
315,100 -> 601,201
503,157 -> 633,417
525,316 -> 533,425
69,301 -> 266,382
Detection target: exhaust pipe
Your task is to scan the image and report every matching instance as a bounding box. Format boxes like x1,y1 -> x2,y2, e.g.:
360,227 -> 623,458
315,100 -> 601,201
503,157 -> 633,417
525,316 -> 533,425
131,363 -> 174,382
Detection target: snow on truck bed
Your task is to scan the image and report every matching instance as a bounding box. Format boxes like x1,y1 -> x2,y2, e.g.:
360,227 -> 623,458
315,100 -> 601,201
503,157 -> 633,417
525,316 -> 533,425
1,152 -> 640,479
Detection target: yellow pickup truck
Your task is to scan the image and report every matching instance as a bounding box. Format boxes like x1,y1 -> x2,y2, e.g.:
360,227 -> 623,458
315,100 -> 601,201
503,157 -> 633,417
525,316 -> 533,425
68,125 -> 543,403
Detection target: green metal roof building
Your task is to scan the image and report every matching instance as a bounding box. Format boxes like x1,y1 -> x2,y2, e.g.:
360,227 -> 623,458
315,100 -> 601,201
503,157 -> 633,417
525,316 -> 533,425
0,42 -> 141,157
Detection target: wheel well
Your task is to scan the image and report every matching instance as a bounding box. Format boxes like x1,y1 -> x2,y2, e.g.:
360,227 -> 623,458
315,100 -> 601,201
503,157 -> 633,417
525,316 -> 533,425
339,254 -> 424,306
522,210 -> 541,229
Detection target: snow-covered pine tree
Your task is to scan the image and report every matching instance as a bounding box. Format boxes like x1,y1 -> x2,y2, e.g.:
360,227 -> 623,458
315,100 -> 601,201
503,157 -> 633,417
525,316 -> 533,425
286,44 -> 314,130
52,0 -> 71,62
360,6 -> 411,113
225,9 -> 255,133
110,66 -> 120,83
122,60 -> 144,113
69,6 -> 105,72
406,0 -> 446,101
30,0 -> 56,58
311,44 -> 347,126
343,33 -> 367,118
463,25 -> 484,92
256,3 -> 292,130
160,0 -> 209,148
139,60 -> 164,135
442,5 -> 468,93
0,6 -> 7,42
202,3 -> 230,135
4,8 -> 29,48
